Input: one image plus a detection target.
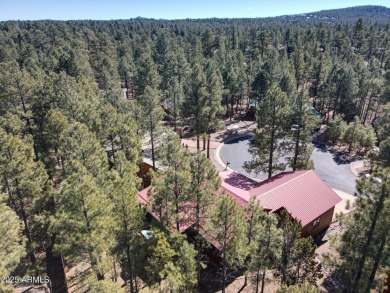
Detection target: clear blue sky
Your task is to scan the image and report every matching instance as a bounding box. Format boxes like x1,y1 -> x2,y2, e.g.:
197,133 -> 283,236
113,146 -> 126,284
1,0 -> 389,21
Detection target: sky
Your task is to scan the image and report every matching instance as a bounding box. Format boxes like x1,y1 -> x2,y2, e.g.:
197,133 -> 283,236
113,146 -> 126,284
1,0 -> 390,21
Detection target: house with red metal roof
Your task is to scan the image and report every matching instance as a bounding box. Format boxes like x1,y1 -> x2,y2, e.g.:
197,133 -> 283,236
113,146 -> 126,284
220,170 -> 342,236
137,169 -> 342,238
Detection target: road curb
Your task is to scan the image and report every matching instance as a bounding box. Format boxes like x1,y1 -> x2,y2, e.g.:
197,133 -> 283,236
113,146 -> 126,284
349,160 -> 364,177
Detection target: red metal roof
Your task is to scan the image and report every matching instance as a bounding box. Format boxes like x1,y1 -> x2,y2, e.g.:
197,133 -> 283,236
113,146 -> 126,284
220,170 -> 342,226
137,186 -> 196,232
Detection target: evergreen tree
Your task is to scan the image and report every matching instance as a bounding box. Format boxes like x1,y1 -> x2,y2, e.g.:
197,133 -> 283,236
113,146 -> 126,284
373,104 -> 390,167
334,169 -> 390,292
42,109 -> 70,176
183,62 -> 208,150
165,76 -> 183,132
60,122 -> 108,178
151,132 -> 192,232
292,47 -> 305,90
135,51 -> 161,97
208,192 -> 247,293
52,161 -> 114,280
109,151 -> 144,293
204,59 -> 224,157
245,84 -> 291,178
276,211 -> 322,286
189,150 -> 221,283
118,55 -> 136,93
246,201 -> 282,293
139,86 -> 164,170
287,91 -> 318,170
0,201 -> 26,292
0,130 -> 51,265
324,115 -> 347,145
145,231 -> 197,292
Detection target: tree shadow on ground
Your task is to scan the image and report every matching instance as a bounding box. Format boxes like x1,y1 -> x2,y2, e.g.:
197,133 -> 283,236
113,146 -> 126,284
327,148 -> 363,165
224,134 -> 253,145
199,265 -> 244,293
320,275 -> 343,293
312,140 -> 362,165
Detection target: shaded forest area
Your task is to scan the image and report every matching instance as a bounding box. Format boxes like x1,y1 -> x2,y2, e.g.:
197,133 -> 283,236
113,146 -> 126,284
0,5 -> 390,293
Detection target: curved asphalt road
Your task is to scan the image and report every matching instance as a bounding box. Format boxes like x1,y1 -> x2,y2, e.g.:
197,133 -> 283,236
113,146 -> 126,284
219,135 -> 358,194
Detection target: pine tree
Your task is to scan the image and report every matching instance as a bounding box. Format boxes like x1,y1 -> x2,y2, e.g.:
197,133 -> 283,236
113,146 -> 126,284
183,62 -> 208,150
292,47 -> 305,90
334,169 -> 390,292
204,59 -> 224,157
118,55 -> 136,93
208,192 -> 247,293
167,233 -> 197,292
52,161 -> 114,280
150,132 -> 192,232
0,130 -> 51,265
139,86 -> 164,170
109,151 -> 144,293
145,231 -> 197,292
374,104 -> 390,167
145,230 -> 176,288
276,211 -> 322,286
135,51 -> 161,97
42,109 -> 70,176
189,150 -> 221,283
245,84 -> 291,178
324,115 -> 347,145
60,122 -> 108,178
246,201 -> 282,293
287,91 -> 319,171
0,201 -> 26,292
165,76 -> 183,132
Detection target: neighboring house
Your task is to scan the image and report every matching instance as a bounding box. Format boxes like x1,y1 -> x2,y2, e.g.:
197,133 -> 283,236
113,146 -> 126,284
220,170 -> 342,237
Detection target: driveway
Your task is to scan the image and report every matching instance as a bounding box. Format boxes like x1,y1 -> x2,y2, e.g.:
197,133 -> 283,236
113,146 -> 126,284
219,135 -> 358,194
310,142 -> 359,195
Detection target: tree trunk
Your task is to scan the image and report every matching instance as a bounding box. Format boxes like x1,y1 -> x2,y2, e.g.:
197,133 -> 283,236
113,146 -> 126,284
126,244 -> 135,293
351,184 -> 387,292
293,127 -> 301,171
362,93 -> 373,125
260,270 -> 266,293
18,193 -> 36,264
150,122 -> 156,171
364,231 -> 387,293
268,131 -> 275,179
255,270 -> 260,293
207,135 -> 210,159
222,247 -> 226,293
173,92 -> 177,132
113,259 -> 117,282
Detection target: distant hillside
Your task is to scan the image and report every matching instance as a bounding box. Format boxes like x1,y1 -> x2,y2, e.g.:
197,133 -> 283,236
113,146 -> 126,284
275,5 -> 390,24
132,5 -> 390,28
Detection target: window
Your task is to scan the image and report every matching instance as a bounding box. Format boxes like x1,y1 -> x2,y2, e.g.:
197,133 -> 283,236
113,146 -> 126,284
312,217 -> 320,230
